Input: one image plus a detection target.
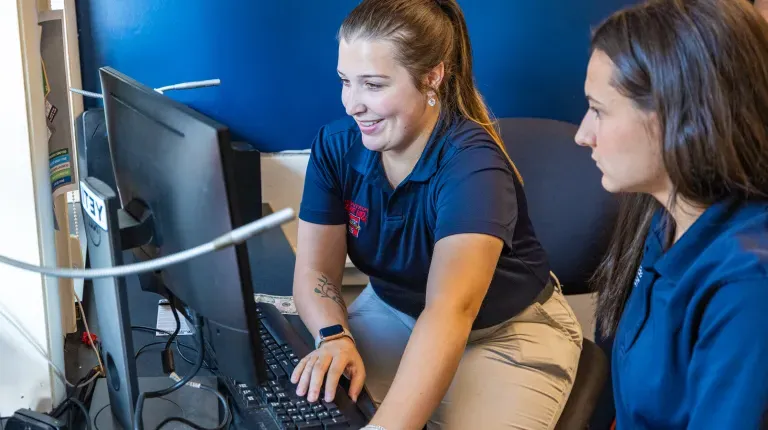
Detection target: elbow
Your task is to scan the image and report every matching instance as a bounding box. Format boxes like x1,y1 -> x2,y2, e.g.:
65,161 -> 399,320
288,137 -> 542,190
422,301 -> 480,330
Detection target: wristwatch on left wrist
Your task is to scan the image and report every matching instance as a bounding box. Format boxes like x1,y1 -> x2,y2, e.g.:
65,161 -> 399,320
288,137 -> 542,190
315,324 -> 355,349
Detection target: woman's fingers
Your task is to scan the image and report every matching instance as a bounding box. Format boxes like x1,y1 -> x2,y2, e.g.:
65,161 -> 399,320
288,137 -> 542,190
295,354 -> 318,397
291,355 -> 310,384
346,361 -> 367,402
307,354 -> 333,402
323,356 -> 348,403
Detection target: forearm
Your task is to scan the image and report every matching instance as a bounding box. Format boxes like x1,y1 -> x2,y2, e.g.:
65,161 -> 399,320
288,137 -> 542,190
293,269 -> 348,337
370,308 -> 473,429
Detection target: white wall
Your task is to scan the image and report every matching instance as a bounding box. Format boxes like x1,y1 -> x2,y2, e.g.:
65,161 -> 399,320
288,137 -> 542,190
0,0 -> 65,415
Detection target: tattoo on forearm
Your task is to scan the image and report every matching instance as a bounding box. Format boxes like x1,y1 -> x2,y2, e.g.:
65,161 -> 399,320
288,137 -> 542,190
314,275 -> 346,311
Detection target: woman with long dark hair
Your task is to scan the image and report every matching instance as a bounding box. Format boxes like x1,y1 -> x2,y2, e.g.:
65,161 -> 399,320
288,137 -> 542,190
576,0 -> 768,428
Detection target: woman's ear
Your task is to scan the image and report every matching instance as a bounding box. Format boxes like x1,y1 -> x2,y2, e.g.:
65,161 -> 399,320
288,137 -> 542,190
425,62 -> 445,92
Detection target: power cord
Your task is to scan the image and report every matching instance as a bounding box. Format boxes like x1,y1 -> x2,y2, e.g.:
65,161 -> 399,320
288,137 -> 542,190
133,315 -> 206,430
153,383 -> 230,430
131,326 -> 216,371
52,398 -> 92,430
160,299 -> 182,375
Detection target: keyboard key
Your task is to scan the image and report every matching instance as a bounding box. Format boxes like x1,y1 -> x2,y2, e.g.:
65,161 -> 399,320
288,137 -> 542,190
244,395 -> 258,408
264,392 -> 277,402
316,411 -> 330,421
329,409 -> 342,417
291,358 -> 301,366
273,385 -> 285,393
298,405 -> 311,414
281,425 -> 297,430
303,412 -> 317,421
276,414 -> 291,422
291,414 -> 304,422
267,358 -> 277,365
295,400 -> 308,408
277,392 -> 289,401
236,383 -> 249,393
311,404 -> 325,413
322,417 -> 348,429
298,421 -> 322,430
285,407 -> 299,415
322,401 -> 337,411
268,380 -> 280,388
280,359 -> 295,376
270,364 -> 287,380
269,401 -> 282,409
241,389 -> 254,398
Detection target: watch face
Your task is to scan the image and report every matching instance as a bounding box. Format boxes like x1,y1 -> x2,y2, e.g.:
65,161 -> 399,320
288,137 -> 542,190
319,324 -> 344,337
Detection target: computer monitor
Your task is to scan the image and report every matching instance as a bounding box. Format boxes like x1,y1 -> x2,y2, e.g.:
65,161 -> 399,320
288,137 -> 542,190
99,66 -> 267,385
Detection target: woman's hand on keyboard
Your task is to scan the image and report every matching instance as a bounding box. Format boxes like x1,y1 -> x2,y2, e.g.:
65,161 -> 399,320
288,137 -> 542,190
291,336 -> 366,404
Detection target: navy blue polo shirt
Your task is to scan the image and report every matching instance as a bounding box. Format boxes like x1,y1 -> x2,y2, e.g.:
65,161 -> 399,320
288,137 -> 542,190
613,198 -> 768,429
299,113 -> 550,329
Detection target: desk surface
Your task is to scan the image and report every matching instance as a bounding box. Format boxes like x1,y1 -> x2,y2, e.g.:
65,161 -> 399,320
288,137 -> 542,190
66,203 -> 314,380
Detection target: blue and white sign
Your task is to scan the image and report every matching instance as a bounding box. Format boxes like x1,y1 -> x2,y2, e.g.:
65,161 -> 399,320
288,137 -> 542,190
80,181 -> 108,232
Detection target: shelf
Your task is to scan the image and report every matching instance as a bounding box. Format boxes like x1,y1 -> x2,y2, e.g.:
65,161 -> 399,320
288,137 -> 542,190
38,9 -> 62,23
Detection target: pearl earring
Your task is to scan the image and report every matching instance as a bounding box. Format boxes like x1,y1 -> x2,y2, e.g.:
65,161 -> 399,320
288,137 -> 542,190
428,91 -> 437,107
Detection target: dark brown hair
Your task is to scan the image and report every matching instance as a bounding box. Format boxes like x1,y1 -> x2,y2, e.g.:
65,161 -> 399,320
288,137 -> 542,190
338,0 -> 523,182
592,0 -> 768,337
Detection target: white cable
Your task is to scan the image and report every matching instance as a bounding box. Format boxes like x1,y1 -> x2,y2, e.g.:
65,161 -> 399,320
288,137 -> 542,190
72,285 -> 105,375
154,79 -> 221,94
0,302 -> 94,388
69,88 -> 103,99
69,77 -> 221,99
0,208 -> 294,280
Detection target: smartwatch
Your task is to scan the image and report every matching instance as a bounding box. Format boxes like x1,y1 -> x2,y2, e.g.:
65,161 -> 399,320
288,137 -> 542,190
315,324 -> 355,349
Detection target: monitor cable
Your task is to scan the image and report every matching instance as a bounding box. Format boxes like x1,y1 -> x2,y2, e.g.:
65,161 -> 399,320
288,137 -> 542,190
133,315 -> 231,430
0,208 -> 294,280
70,78 -> 221,100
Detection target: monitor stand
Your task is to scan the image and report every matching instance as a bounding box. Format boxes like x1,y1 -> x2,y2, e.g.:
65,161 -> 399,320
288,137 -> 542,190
80,177 -> 221,430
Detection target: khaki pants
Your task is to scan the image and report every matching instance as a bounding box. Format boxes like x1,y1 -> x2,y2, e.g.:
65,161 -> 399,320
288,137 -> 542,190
348,284 -> 583,430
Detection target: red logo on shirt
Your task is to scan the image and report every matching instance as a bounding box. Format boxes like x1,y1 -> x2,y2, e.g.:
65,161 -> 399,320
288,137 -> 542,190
345,200 -> 368,238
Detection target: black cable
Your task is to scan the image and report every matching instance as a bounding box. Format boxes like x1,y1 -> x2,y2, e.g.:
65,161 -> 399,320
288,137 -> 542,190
55,398 -> 92,430
132,326 -> 174,336
51,368 -> 96,417
154,384 -> 230,430
135,341 -> 170,360
92,404 -> 110,430
49,367 -> 101,429
165,300 -> 182,352
94,399 -> 184,430
176,340 -> 217,371
133,316 -> 205,430
135,338 -> 215,371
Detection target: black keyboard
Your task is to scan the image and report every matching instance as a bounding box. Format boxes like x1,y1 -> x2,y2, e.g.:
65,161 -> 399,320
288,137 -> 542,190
225,303 -> 373,429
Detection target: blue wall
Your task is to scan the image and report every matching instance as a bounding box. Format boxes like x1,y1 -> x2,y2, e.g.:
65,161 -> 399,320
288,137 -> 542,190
76,1 -> 636,152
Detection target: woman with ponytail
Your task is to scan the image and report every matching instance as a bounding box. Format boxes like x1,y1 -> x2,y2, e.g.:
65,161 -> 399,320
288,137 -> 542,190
291,0 -> 581,428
